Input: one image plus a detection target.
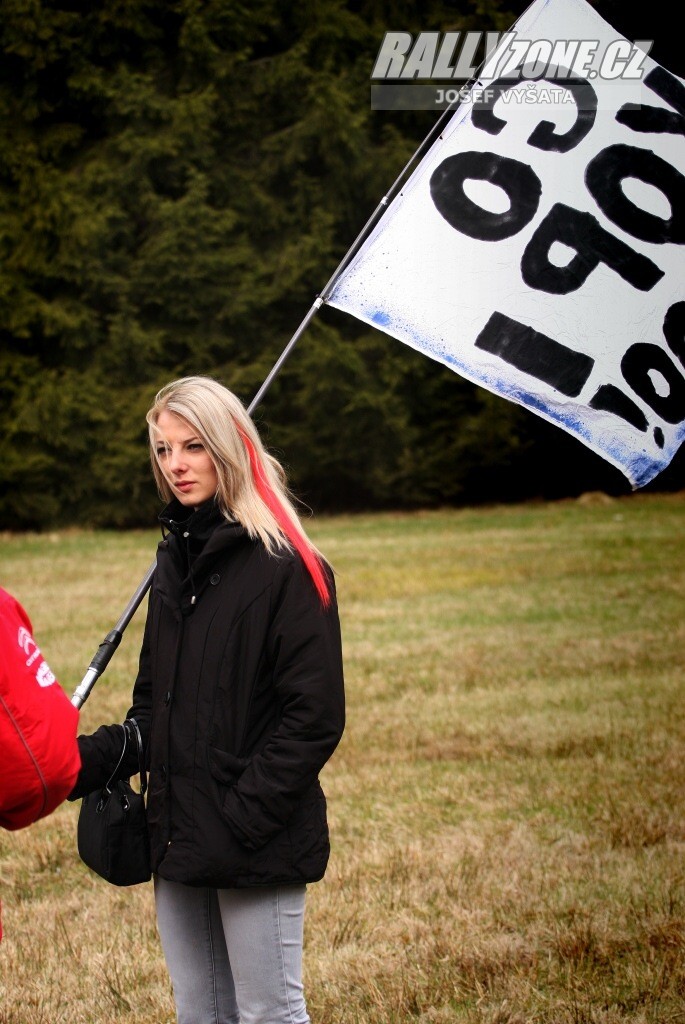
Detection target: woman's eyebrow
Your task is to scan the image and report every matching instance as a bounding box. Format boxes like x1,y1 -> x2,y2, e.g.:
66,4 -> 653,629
156,435 -> 201,446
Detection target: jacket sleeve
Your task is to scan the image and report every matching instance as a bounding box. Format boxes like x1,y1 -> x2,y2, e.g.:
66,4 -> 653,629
219,557 -> 345,849
0,588 -> 81,830
68,597 -> 154,799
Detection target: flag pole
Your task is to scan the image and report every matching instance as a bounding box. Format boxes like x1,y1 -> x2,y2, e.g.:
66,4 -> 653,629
71,563 -> 157,709
231,97 -> 464,412
71,101 -> 463,709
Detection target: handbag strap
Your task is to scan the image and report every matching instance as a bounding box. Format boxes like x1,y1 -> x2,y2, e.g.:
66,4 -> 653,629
102,723 -> 128,799
124,717 -> 148,797
101,719 -> 147,799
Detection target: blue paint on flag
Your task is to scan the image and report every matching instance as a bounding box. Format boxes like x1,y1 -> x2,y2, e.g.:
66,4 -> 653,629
339,303 -> 678,489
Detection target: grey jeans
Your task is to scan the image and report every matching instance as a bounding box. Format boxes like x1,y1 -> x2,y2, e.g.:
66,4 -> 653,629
154,876 -> 311,1024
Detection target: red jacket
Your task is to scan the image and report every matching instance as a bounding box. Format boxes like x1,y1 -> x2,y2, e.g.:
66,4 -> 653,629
0,587 -> 81,829
0,587 -> 81,937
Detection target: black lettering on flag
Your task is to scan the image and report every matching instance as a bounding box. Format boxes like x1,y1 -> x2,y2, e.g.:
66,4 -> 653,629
622,343 -> 685,422
521,203 -> 664,294
586,144 -> 685,244
663,301 -> 685,367
475,311 -> 594,396
616,66 -> 685,138
429,151 -> 541,241
589,384 -> 649,431
471,72 -> 597,153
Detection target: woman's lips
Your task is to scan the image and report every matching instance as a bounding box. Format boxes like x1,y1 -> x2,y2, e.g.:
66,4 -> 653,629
175,481 -> 193,491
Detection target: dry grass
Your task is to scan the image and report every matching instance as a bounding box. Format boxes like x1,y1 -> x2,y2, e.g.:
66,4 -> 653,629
1,493 -> 685,1022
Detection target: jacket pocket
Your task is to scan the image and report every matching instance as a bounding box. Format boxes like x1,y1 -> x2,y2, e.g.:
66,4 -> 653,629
247,785 -> 327,881
206,745 -> 250,786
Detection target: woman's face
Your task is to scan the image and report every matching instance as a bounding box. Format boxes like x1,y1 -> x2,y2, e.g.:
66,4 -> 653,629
154,410 -> 219,508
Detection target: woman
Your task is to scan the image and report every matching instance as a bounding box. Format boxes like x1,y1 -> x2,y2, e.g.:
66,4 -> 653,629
72,375 -> 345,1024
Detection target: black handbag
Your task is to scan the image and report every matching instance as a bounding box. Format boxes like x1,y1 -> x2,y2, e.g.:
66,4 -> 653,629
77,717 -> 151,886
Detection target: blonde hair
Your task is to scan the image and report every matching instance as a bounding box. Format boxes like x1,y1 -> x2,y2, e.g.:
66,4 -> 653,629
146,376 -> 330,602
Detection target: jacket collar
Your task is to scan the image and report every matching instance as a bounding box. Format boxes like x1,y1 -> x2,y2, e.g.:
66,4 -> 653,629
159,497 -> 224,541
156,499 -> 248,615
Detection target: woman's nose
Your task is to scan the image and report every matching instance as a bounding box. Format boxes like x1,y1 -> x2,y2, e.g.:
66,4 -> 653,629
168,448 -> 186,474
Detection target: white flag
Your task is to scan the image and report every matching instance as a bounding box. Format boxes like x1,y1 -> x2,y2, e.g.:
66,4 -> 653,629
327,0 -> 685,488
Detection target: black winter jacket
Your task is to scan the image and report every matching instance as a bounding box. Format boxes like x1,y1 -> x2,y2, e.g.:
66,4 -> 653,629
73,500 -> 345,888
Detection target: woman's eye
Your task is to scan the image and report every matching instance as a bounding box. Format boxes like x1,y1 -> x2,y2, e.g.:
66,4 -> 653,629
187,443 -> 203,451
156,447 -> 168,458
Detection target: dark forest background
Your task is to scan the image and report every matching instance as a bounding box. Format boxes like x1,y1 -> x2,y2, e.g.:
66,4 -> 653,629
1,0 -> 682,529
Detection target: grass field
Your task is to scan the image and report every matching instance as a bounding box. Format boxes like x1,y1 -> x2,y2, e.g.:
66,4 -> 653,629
1,492 -> 685,1023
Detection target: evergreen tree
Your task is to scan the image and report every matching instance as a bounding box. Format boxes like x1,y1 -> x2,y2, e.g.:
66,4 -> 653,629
0,0 -> 678,527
